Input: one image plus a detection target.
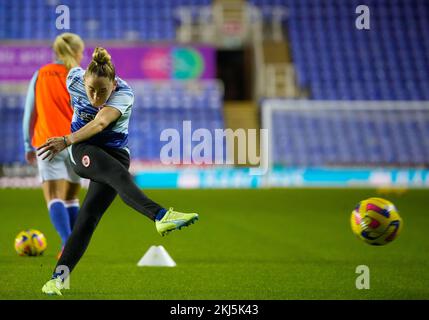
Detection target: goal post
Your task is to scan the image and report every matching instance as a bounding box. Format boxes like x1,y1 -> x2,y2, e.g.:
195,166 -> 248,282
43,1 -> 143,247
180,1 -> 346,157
261,100 -> 429,187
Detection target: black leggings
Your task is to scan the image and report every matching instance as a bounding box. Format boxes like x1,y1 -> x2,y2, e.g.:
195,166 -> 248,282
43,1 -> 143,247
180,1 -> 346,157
54,142 -> 163,276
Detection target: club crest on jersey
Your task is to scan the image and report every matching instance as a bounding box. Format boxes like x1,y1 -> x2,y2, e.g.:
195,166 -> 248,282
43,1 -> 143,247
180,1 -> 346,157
82,155 -> 90,167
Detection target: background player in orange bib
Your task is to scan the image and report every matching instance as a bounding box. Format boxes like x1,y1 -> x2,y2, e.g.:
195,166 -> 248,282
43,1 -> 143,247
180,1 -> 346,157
22,32 -> 85,258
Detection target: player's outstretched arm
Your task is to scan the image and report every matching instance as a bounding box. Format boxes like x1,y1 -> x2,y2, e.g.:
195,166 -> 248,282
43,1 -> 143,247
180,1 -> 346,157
37,106 -> 121,161
66,106 -> 121,146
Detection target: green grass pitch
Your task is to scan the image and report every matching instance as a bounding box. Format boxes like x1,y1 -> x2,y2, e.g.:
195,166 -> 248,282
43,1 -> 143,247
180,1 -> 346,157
0,188 -> 428,299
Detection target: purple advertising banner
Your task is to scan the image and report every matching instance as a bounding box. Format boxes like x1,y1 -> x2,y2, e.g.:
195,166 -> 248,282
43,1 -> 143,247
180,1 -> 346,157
0,45 -> 216,81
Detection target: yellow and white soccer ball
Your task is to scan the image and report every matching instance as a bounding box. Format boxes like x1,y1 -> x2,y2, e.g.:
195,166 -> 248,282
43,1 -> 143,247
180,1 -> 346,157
351,198 -> 402,246
14,229 -> 47,256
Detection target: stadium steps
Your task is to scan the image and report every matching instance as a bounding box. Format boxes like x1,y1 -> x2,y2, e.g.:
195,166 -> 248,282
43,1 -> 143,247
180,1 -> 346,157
261,39 -> 304,98
223,101 -> 260,166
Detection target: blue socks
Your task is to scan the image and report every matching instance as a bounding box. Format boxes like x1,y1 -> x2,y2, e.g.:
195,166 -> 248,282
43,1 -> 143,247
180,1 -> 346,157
65,199 -> 80,229
48,199 -> 71,246
48,199 -> 80,246
155,208 -> 168,221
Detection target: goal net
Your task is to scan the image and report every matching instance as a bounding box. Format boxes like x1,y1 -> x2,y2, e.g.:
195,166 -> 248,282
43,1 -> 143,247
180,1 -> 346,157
261,100 -> 429,169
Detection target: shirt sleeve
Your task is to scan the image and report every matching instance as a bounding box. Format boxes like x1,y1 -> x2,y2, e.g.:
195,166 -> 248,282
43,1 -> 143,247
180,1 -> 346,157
105,89 -> 134,115
22,70 -> 39,152
66,67 -> 85,97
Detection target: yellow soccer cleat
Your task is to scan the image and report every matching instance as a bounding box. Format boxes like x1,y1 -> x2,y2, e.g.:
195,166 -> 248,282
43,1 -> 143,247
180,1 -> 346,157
155,207 -> 199,236
42,277 -> 63,296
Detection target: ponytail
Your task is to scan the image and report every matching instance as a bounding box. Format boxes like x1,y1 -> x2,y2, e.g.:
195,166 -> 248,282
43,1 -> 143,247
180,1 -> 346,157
53,33 -> 84,70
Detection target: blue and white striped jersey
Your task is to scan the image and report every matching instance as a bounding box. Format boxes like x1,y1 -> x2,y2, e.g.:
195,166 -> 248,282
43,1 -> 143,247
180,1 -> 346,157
66,67 -> 133,149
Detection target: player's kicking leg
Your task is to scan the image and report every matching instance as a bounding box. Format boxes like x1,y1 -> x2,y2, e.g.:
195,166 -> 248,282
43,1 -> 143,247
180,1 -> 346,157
72,143 -> 200,236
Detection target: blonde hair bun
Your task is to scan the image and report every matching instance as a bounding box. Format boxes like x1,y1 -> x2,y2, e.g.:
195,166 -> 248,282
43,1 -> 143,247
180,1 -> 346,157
87,47 -> 116,81
92,47 -> 111,65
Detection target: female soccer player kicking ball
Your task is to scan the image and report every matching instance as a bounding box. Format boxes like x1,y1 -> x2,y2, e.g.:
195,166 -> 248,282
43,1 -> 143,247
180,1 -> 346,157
39,47 -> 199,296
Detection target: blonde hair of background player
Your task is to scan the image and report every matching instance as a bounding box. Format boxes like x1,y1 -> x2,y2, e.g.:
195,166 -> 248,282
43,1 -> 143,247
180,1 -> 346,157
53,32 -> 84,70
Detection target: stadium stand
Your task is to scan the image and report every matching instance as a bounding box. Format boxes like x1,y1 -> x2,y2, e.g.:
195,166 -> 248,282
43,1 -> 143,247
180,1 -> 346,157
249,0 -> 429,100
0,0 -> 212,41
0,94 -> 25,164
129,81 -> 224,163
1,0 -> 428,168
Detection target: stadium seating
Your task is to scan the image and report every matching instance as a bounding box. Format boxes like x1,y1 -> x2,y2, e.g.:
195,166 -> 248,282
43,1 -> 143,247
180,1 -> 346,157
1,0 -> 429,167
129,81 -> 224,162
0,0 -> 212,41
249,0 -> 429,167
2,0 -> 427,99
0,94 -> 26,164
249,0 -> 429,100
